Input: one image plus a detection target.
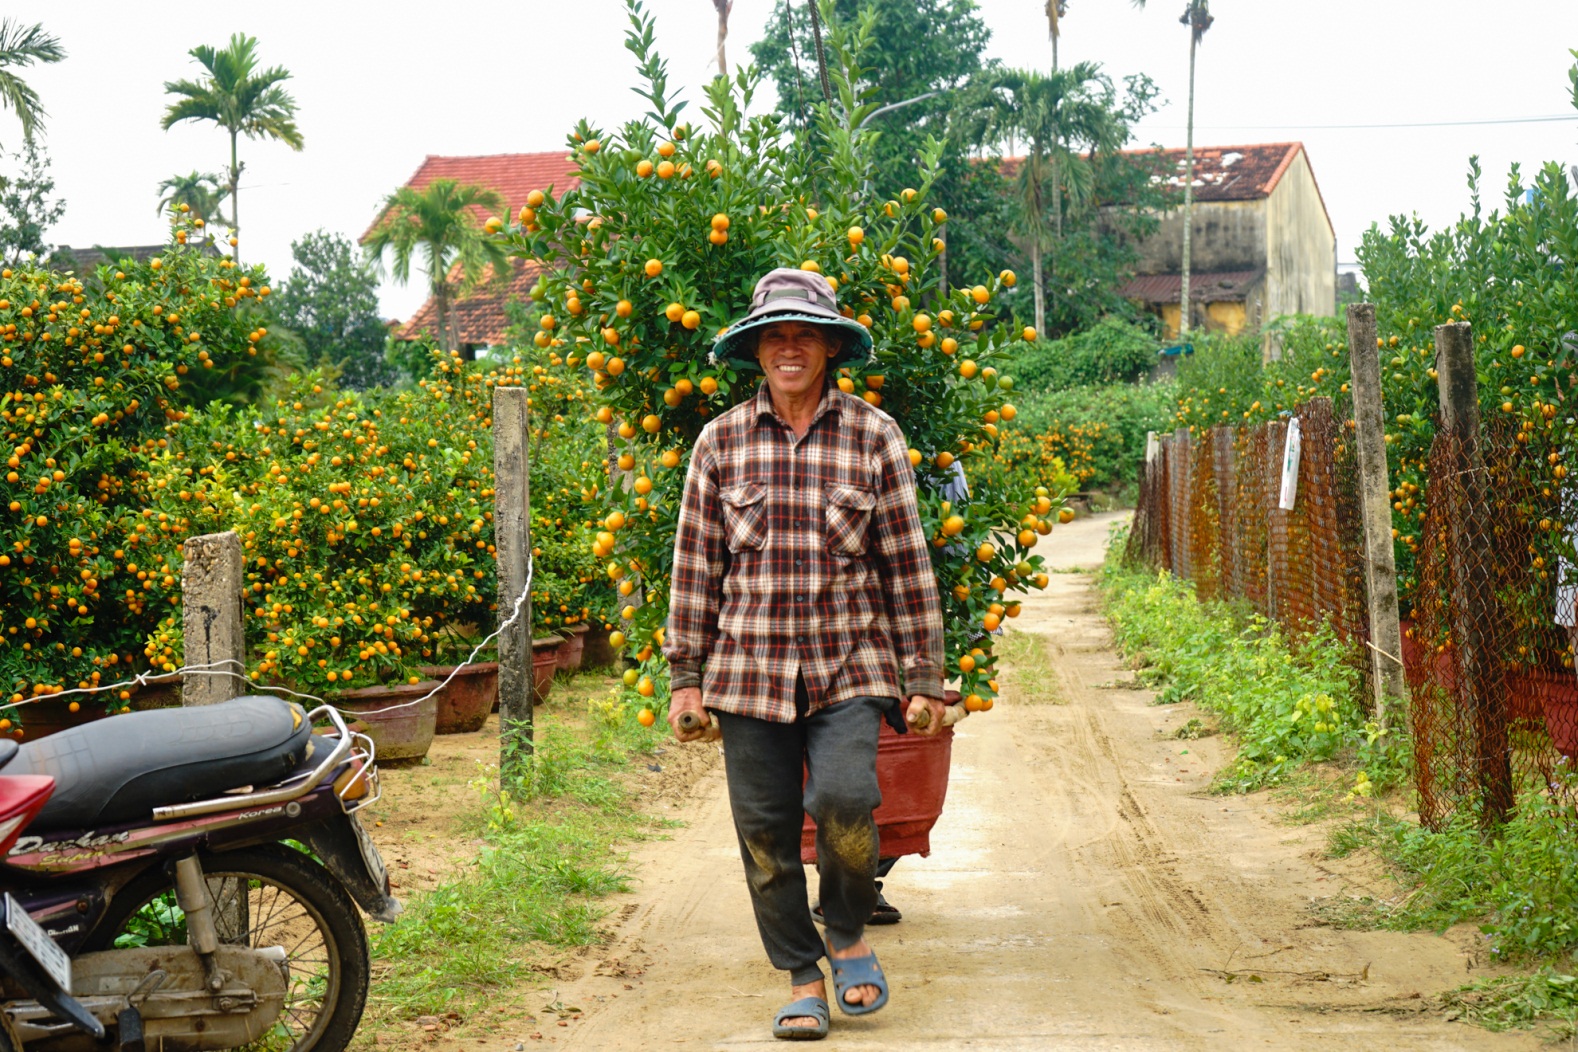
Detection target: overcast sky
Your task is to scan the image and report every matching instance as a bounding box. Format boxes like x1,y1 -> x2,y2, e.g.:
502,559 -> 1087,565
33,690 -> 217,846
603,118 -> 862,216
8,0 -> 1577,322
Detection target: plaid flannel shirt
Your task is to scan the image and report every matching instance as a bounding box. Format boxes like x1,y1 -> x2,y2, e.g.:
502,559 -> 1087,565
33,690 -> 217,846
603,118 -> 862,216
663,382 -> 946,723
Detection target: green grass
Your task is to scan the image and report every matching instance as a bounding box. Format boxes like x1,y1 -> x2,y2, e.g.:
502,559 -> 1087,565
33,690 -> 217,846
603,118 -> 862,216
362,695 -> 664,1028
1323,786 -> 1578,963
1443,969 -> 1578,1036
999,628 -> 1062,704
1099,562 -> 1406,794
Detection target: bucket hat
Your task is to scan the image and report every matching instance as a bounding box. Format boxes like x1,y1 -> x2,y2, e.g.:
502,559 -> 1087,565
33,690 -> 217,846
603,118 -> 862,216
710,268 -> 874,368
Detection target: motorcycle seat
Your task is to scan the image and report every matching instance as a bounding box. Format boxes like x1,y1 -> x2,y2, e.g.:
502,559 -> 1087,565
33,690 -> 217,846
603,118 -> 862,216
1,696 -> 314,831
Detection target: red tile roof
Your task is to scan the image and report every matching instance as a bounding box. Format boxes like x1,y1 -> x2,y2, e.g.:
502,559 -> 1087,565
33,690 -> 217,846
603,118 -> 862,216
1116,269 -> 1264,305
363,151 -> 581,243
998,142 -> 1330,232
399,259 -> 547,346
1133,142 -> 1304,202
371,151 -> 579,343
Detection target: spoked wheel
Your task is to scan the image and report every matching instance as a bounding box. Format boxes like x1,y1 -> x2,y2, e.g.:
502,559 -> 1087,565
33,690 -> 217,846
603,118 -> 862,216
81,844 -> 370,1052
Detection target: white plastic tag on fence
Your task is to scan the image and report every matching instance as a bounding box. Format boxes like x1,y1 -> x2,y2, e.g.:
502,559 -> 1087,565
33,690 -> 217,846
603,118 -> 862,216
1145,431 -> 1160,464
1279,418 -> 1302,511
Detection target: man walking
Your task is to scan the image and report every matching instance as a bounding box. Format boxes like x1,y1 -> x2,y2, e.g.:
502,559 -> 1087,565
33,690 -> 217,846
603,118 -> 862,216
663,267 -> 948,1040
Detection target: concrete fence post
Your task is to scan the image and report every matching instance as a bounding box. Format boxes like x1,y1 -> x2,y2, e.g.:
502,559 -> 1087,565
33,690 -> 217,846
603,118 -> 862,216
494,387 -> 534,780
1346,304 -> 1408,731
181,531 -> 245,706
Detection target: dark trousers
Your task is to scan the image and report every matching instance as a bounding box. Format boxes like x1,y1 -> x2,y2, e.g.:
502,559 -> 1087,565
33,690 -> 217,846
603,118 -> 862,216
714,686 -> 889,986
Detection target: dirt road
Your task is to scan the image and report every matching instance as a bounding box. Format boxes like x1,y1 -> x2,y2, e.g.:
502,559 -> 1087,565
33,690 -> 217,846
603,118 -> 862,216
548,511 -> 1537,1050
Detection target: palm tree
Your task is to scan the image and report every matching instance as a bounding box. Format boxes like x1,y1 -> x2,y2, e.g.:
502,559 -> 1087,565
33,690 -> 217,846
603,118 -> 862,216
1175,1 -> 1213,338
155,171 -> 229,229
0,20 -> 65,146
711,0 -> 733,77
161,34 -> 303,260
363,179 -> 511,358
1045,1 -> 1066,70
964,64 -> 1124,334
1135,0 -> 1213,337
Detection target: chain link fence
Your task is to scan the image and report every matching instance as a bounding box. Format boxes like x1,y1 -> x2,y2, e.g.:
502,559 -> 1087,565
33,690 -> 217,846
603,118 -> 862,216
1126,395 -> 1578,829
1127,397 -> 1370,653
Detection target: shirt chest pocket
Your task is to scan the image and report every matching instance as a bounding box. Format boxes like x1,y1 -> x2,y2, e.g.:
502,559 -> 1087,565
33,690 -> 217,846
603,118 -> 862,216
824,484 -> 876,557
719,481 -> 769,553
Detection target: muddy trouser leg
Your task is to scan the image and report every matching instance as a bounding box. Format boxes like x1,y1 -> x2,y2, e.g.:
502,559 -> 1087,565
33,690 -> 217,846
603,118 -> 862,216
715,707 -> 826,986
803,695 -> 887,953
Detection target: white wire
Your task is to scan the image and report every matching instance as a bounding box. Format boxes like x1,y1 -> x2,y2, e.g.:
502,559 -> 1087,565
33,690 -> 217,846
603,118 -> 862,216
2,554 -> 537,723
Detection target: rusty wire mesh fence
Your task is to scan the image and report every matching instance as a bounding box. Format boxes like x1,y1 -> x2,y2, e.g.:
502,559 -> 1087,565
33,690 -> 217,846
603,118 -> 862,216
1126,396 -> 1578,830
1402,425 -> 1577,827
1127,398 -> 1369,651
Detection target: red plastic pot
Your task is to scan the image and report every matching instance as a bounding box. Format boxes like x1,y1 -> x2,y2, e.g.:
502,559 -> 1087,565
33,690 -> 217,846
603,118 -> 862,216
1502,665 -> 1578,757
799,694 -> 959,864
418,663 -> 498,734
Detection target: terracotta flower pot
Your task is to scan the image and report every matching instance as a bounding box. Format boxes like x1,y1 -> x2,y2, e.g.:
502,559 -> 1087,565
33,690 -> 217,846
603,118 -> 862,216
557,623 -> 589,674
418,663 -> 498,734
800,692 -> 960,863
330,681 -> 438,764
532,636 -> 563,704
580,623 -> 619,670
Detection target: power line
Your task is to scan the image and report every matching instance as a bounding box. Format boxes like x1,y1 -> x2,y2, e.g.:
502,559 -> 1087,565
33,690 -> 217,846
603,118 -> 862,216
1144,114 -> 1578,131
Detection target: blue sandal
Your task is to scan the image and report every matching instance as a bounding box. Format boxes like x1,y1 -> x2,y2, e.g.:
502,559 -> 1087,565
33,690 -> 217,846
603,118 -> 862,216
772,996 -> 830,1040
828,948 -> 889,1016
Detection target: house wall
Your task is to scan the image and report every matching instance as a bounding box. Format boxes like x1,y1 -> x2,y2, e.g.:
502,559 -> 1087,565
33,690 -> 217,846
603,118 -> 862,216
1153,297 -> 1251,340
1262,150 -> 1336,320
1132,198 -> 1266,274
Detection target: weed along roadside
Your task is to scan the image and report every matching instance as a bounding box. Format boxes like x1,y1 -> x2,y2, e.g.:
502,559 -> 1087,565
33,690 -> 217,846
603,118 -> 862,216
1099,550 -> 1576,1041
346,667 -> 721,1047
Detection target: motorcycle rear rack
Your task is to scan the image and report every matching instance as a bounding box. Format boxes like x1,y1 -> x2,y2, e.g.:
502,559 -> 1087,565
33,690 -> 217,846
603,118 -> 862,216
150,706 -> 364,822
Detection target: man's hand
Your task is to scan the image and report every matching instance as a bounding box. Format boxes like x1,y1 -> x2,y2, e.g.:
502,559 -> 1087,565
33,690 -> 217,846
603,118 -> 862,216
668,686 -> 719,742
905,694 -> 947,737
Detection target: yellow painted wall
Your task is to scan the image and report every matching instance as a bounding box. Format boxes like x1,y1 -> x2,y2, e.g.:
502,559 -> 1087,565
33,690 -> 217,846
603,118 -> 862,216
1159,303 -> 1182,339
1206,301 -> 1247,334
1155,300 -> 1247,340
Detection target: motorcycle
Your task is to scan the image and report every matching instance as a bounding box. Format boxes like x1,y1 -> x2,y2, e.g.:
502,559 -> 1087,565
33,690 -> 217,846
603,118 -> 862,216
0,694 -> 400,1051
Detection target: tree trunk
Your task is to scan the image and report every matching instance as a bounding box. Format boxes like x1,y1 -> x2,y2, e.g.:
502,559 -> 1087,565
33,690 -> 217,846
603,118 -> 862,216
229,129 -> 241,265
435,282 -> 451,353
1031,240 -> 1045,337
1178,33 -> 1197,339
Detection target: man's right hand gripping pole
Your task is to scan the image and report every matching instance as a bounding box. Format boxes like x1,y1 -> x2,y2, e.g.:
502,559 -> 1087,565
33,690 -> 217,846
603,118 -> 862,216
669,686 -> 720,742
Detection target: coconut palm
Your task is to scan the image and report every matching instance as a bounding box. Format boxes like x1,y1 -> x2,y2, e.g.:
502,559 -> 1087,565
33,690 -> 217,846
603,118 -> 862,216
363,178 -> 511,358
1135,0 -> 1213,336
155,171 -> 229,229
160,34 -> 303,259
962,64 -> 1125,334
0,20 -> 65,146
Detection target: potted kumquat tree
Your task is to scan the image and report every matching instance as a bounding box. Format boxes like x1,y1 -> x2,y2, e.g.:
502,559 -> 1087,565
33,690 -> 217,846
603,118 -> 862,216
499,1 -> 1072,859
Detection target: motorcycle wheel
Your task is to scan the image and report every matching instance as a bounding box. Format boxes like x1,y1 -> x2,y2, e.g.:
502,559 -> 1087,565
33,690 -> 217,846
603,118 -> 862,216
81,843 -> 370,1052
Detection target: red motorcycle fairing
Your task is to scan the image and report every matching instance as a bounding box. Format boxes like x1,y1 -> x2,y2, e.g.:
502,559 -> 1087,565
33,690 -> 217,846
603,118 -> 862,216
0,775 -> 54,855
